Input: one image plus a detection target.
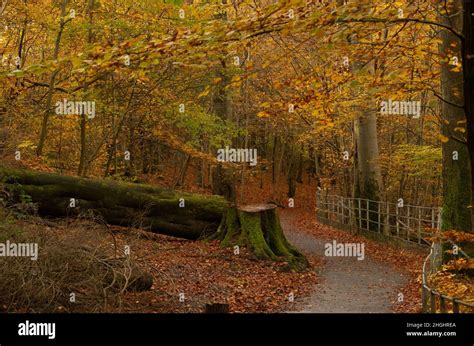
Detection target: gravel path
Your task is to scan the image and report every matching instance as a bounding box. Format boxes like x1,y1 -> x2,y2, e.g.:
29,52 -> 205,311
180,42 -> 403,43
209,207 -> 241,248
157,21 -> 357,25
281,215 -> 407,313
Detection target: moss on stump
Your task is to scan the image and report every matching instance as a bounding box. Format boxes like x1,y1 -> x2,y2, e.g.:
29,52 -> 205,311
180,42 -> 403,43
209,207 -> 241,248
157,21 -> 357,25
210,204 -> 308,271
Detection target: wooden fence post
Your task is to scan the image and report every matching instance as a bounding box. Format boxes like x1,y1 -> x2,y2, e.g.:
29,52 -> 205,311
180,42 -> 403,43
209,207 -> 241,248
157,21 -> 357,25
439,296 -> 446,313
396,204 -> 400,237
430,291 -> 436,312
453,300 -> 459,313
366,199 -> 369,231
377,202 -> 381,233
421,286 -> 428,313
407,205 -> 410,241
431,208 -> 435,229
358,198 -> 362,230
418,207 -> 422,245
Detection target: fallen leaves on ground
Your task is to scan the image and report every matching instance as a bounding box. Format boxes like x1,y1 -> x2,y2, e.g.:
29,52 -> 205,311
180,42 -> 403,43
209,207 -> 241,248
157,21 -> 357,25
111,226 -> 319,313
427,259 -> 474,313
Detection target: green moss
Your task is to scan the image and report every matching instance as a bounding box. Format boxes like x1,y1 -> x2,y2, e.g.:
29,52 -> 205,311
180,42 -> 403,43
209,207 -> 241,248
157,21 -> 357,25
239,210 -> 277,260
221,208 -> 239,247
442,145 -> 471,232
0,166 -> 227,239
213,207 -> 308,270
265,211 -> 308,270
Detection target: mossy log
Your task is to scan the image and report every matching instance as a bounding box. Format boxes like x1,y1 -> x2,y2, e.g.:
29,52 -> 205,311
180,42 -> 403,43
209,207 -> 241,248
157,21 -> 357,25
209,204 -> 308,271
0,167 -> 228,240
0,167 -> 307,269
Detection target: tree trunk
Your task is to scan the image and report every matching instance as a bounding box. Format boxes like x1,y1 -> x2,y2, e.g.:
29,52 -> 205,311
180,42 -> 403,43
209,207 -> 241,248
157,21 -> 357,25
174,153 -> 190,188
296,148 -> 304,184
354,112 -> 383,231
78,113 -> 87,176
36,0 -> 68,156
350,30 -> 383,231
77,0 -> 95,177
212,165 -> 236,204
211,58 -> 235,203
0,103 -> 7,156
287,144 -> 298,198
460,0 -> 474,257
0,167 -> 227,240
208,204 -> 308,271
463,0 -> 474,223
440,0 -> 472,232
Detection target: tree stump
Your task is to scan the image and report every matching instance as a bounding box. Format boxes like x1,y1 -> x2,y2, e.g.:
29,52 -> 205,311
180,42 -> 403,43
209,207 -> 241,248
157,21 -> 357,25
209,204 -> 308,271
204,303 -> 229,313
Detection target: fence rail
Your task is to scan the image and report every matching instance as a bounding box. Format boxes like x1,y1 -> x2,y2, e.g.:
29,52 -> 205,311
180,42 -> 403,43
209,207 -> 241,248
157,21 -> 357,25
421,243 -> 474,313
315,192 -> 441,246
316,191 -> 473,313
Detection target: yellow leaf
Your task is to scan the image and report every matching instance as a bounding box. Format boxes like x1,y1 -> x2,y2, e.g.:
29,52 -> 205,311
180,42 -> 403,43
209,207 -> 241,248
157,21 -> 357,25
198,88 -> 210,98
438,134 -> 449,143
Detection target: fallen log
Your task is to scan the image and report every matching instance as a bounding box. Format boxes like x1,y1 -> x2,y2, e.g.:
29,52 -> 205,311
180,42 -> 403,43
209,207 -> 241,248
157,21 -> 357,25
0,167 -> 228,240
1,167 -> 308,270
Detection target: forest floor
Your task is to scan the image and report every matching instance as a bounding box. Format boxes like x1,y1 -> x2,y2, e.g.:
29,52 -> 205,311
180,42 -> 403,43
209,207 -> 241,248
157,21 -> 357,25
0,204 -> 426,313
114,207 -> 426,313
0,161 -> 427,312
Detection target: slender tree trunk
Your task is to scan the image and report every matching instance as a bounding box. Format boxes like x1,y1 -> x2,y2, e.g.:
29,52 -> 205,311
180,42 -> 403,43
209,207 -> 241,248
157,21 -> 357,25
36,0 -> 68,156
78,113 -> 87,176
78,0 -> 94,176
0,103 -> 7,155
350,25 -> 383,231
287,143 -> 298,198
174,154 -> 190,188
211,59 -> 235,203
104,82 -> 136,177
296,147 -> 304,184
271,135 -> 278,198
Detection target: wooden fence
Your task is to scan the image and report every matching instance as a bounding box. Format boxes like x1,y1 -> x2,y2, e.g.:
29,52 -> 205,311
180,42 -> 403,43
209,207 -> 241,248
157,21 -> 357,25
316,191 -> 473,313
421,242 -> 474,313
315,192 -> 441,246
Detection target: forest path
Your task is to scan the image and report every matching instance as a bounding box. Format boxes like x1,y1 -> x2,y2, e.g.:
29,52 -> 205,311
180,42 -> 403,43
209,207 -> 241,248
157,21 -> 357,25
280,211 -> 407,313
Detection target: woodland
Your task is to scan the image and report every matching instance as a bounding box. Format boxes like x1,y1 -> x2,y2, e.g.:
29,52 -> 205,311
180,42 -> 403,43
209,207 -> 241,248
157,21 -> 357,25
0,0 -> 473,313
